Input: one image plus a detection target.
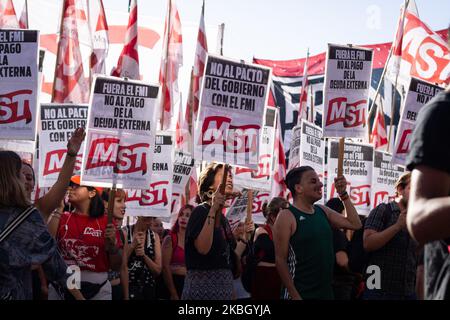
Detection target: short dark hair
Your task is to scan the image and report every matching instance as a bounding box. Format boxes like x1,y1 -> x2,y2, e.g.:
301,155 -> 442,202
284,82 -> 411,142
285,166 -> 315,196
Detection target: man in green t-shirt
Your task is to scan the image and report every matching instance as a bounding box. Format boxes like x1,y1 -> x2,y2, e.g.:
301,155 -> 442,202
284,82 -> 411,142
274,166 -> 362,300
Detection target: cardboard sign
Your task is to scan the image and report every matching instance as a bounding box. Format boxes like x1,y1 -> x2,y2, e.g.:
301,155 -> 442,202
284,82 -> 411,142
125,133 -> 174,217
392,77 -> 442,165
194,54 -> 271,168
371,151 -> 405,209
226,189 -> 252,230
300,119 -> 325,204
287,125 -> 302,171
323,44 -> 373,138
0,30 -> 40,140
81,76 -> 159,188
38,104 -> 88,187
327,140 -> 373,215
233,107 -> 277,191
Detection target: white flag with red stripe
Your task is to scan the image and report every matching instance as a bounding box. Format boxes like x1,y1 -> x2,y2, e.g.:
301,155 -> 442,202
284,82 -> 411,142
18,2 -> 27,29
271,111 -> 288,199
0,0 -> 19,28
111,0 -> 139,80
371,103 -> 388,151
52,0 -> 89,103
386,1 -> 450,88
159,0 -> 183,130
89,0 -> 109,76
298,53 -> 309,122
191,1 -> 208,123
175,94 -> 191,152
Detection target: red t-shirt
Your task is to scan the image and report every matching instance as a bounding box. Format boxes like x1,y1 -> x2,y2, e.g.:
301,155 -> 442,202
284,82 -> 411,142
57,212 -> 122,272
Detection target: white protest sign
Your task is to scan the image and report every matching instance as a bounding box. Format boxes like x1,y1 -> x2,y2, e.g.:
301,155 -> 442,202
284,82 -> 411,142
287,125 -> 302,171
233,107 -> 277,191
226,189 -> 252,230
323,44 -> 373,138
251,191 -> 271,225
81,76 -> 159,189
327,140 -> 373,215
300,119 -> 325,204
392,77 -> 443,165
125,133 -> 174,218
371,151 -> 405,209
194,54 -> 271,169
172,150 -> 195,196
38,104 -> 88,187
0,30 -> 39,140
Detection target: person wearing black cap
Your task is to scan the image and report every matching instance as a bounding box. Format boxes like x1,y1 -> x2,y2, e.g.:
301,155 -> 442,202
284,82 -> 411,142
274,166 -> 362,300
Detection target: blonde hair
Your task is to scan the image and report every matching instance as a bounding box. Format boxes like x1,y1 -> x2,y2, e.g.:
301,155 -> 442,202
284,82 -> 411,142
0,151 -> 31,208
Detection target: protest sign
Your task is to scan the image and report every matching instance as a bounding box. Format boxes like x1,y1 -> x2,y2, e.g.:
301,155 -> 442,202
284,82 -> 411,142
233,106 -> 277,191
81,76 -> 159,189
371,151 -> 405,209
172,150 -> 195,196
300,119 -> 325,203
0,30 -> 39,140
251,191 -> 271,225
392,77 -> 442,165
287,125 -> 302,171
323,44 -> 373,138
194,54 -> 271,169
327,140 -> 373,215
226,189 -> 252,230
38,104 -> 88,187
125,133 -> 174,218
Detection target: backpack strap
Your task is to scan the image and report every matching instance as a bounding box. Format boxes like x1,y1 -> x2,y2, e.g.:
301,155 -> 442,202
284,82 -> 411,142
0,205 -> 35,244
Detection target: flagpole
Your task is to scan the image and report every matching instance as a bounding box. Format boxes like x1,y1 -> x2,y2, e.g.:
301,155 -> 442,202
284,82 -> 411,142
387,0 -> 410,152
309,83 -> 314,123
160,0 -> 172,130
25,0 -> 29,28
217,23 -> 225,55
51,0 -> 66,102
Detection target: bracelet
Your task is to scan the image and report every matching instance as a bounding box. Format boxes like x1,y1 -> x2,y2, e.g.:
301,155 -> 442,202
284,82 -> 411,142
66,151 -> 77,157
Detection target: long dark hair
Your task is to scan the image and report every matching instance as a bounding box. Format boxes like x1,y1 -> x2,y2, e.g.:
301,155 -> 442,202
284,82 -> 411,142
0,151 -> 30,208
87,187 -> 105,218
171,204 -> 194,233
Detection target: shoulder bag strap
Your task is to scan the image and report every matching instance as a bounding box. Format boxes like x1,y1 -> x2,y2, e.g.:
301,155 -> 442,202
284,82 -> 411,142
0,205 -> 36,244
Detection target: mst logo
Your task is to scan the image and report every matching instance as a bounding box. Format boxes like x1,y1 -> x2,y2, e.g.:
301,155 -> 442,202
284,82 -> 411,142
0,90 -> 33,124
235,154 -> 272,179
396,129 -> 412,154
126,182 -> 169,207
326,97 -> 367,128
330,183 -> 371,207
44,149 -> 82,176
201,116 -> 260,153
86,137 -> 149,174
252,192 -> 270,214
373,191 -> 396,208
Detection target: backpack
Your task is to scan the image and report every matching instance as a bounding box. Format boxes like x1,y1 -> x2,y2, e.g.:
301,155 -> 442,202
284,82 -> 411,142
241,225 -> 272,293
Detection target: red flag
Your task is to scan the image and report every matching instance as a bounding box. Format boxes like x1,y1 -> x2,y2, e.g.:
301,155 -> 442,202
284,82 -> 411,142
175,94 -> 191,152
0,0 -> 19,28
189,0 -> 208,124
111,0 -> 139,80
371,104 -> 388,150
298,52 -> 309,122
387,1 -> 450,87
159,0 -> 183,130
52,0 -> 89,103
271,111 -> 288,199
18,2 -> 27,29
89,0 -> 109,76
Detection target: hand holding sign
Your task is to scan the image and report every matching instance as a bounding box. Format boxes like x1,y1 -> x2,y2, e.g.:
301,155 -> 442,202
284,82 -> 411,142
334,175 -> 348,196
212,185 -> 226,211
67,127 -> 85,156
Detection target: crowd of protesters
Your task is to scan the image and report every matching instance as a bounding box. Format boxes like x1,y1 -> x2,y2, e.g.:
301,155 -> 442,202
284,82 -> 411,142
1,62 -> 449,299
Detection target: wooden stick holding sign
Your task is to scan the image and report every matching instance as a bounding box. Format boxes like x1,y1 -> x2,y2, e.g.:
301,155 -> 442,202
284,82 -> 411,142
107,187 -> 116,225
215,164 -> 230,228
337,138 -> 345,177
245,189 -> 254,241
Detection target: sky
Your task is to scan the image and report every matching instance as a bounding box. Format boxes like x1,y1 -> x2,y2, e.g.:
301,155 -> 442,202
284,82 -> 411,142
107,0 -> 450,62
